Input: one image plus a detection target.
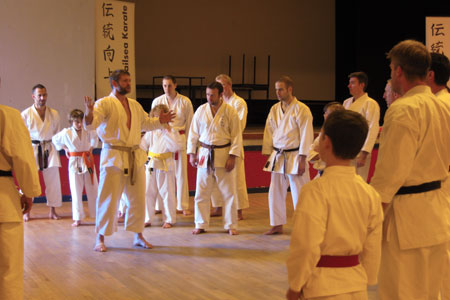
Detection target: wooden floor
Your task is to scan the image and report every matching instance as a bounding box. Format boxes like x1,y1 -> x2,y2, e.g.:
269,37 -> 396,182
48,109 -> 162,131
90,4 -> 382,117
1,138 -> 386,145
24,193 -> 379,300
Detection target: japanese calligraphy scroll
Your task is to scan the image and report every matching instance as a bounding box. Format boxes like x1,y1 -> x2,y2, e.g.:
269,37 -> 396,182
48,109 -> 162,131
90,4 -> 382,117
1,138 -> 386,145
426,17 -> 450,56
96,0 -> 136,99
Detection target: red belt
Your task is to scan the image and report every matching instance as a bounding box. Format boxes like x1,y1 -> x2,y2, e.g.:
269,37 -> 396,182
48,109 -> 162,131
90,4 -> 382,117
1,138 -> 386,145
69,151 -> 95,184
179,130 -> 185,134
316,255 -> 359,268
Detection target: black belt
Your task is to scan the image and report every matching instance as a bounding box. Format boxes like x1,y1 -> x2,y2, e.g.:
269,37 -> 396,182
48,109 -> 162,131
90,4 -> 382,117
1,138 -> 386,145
0,170 -> 13,177
32,140 -> 51,171
199,141 -> 231,172
396,180 -> 441,195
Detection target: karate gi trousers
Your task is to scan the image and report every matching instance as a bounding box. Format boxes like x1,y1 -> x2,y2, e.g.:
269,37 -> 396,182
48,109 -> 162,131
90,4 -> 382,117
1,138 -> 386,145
41,166 -> 62,207
69,171 -> 98,221
0,222 -> 23,300
145,169 -> 177,225
379,206 -> 448,300
211,156 -> 249,209
174,150 -> 190,211
300,290 -> 367,300
268,172 -> 308,226
194,167 -> 238,230
96,166 -> 146,235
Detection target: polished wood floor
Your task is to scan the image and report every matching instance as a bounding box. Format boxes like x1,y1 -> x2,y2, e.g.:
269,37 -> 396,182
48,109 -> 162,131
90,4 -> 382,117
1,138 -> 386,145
24,193 -> 379,300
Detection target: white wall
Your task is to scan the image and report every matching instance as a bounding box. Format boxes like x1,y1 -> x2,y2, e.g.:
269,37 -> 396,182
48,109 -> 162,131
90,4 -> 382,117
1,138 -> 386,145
0,0 -> 95,127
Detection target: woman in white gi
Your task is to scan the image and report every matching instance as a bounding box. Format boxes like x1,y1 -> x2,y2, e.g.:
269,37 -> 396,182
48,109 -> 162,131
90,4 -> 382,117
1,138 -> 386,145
141,104 -> 182,228
52,109 -> 98,227
287,110 -> 383,300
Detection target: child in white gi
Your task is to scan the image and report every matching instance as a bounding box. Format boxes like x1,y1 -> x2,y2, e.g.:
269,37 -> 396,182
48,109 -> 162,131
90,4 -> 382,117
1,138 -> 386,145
286,110 -> 383,300
141,104 -> 182,228
52,109 -> 98,227
307,102 -> 345,178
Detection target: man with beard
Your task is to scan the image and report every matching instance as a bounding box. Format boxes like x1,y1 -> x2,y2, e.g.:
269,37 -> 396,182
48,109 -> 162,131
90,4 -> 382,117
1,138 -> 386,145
84,69 -> 175,252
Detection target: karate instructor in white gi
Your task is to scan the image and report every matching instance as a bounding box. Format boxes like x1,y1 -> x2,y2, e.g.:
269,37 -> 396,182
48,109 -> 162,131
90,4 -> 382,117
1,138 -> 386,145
188,81 -> 242,235
84,69 -> 175,252
21,84 -> 63,221
371,40 -> 450,300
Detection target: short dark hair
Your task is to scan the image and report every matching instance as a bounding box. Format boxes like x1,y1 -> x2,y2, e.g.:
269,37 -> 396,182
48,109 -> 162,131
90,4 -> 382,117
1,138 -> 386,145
32,84 -> 46,93
323,110 -> 368,160
163,75 -> 177,84
348,72 -> 368,91
68,109 -> 84,123
276,75 -> 294,89
323,101 -> 344,113
430,52 -> 450,86
387,40 -> 430,81
207,81 -> 223,94
109,69 -> 130,88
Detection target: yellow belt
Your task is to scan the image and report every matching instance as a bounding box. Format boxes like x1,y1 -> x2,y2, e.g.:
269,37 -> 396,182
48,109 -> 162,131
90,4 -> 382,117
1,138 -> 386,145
148,151 -> 173,172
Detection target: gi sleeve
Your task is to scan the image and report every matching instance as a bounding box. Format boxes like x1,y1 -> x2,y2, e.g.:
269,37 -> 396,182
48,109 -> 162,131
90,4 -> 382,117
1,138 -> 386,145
287,182 -> 327,292
361,100 -> 380,153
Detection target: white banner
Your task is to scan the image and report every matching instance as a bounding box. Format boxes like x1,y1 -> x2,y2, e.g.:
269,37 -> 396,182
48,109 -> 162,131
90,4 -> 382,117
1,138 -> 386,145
96,0 -> 136,99
426,17 -> 450,55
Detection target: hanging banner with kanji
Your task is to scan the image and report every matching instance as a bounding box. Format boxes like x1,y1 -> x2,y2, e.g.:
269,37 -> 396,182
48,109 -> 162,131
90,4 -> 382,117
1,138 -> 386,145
426,17 -> 450,55
96,0 -> 136,99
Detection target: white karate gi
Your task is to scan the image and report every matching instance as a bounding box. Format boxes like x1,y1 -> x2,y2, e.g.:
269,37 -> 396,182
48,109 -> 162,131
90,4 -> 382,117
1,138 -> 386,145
21,105 -> 62,207
211,93 -> 249,210
287,166 -> 383,299
187,102 -> 242,230
85,92 -> 164,236
152,93 -> 193,211
52,127 -> 98,221
436,88 -> 450,300
343,93 -> 380,182
370,86 -> 450,300
307,133 -> 325,178
262,98 -> 314,226
141,128 -> 182,225
0,105 -> 41,300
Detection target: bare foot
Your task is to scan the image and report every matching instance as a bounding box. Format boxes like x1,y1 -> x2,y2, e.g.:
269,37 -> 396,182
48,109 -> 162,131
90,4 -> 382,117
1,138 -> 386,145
210,207 -> 222,217
192,228 -> 206,235
94,234 -> 107,252
264,225 -> 283,235
117,211 -> 125,223
72,220 -> 81,227
162,223 -> 173,229
49,213 -> 61,220
238,209 -> 244,221
176,210 -> 183,214
49,207 -> 61,220
144,222 -> 152,227
155,210 -> 162,215
23,213 -> 30,222
134,233 -> 153,249
183,210 -> 192,216
228,229 -> 239,235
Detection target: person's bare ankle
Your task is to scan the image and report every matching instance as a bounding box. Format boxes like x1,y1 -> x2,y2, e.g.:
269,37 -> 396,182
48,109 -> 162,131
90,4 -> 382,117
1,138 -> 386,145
192,228 -> 206,235
134,233 -> 152,249
228,228 -> 239,235
237,209 -> 244,220
264,225 -> 283,235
